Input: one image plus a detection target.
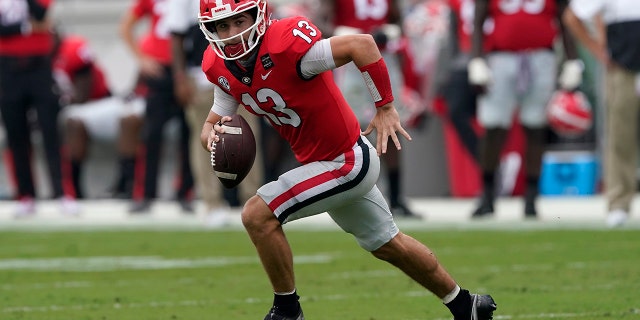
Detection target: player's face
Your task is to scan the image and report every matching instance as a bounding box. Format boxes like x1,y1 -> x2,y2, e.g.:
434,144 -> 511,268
214,12 -> 255,44
213,12 -> 257,59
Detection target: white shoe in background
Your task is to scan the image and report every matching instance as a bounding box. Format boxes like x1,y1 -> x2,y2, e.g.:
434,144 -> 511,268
205,208 -> 229,228
606,209 -> 628,228
14,197 -> 36,218
60,196 -> 80,216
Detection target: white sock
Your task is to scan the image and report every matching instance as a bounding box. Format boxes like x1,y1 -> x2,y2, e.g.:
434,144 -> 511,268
274,288 -> 296,295
442,285 -> 461,304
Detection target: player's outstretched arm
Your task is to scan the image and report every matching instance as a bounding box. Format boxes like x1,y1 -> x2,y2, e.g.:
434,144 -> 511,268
330,34 -> 412,155
329,34 -> 381,69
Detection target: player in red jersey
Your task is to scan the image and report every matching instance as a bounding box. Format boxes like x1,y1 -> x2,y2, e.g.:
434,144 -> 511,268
468,0 -> 581,219
198,0 -> 497,319
54,33 -> 110,199
53,33 -> 146,199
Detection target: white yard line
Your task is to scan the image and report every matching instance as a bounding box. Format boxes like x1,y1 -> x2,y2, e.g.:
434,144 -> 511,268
0,254 -> 335,272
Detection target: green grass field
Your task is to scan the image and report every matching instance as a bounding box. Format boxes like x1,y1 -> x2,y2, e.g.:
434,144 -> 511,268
1,228 -> 639,319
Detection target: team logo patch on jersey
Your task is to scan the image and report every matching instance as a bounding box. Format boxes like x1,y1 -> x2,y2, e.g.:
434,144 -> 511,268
218,76 -> 230,91
260,54 -> 274,69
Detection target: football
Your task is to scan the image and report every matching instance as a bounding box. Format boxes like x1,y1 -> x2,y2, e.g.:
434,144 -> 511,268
210,114 -> 256,188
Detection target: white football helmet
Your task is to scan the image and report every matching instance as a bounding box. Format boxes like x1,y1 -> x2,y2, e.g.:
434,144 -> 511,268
199,0 -> 269,60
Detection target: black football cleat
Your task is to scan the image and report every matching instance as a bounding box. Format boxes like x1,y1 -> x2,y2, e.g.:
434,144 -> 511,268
465,294 -> 497,320
524,199 -> 537,218
179,199 -> 195,214
129,200 -> 151,214
471,197 -> 494,218
524,188 -> 538,219
471,188 -> 495,218
263,307 -> 304,320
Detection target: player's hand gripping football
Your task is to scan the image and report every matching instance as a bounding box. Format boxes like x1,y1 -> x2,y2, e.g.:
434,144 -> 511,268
362,103 -> 412,155
205,115 -> 232,152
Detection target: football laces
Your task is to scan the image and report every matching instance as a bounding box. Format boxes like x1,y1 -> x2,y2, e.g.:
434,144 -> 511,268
210,141 -> 217,167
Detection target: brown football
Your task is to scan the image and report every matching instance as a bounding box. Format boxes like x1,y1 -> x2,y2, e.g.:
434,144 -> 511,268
210,114 -> 256,189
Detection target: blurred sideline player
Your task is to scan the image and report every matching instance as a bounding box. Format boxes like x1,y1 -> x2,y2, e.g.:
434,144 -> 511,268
120,0 -> 195,213
313,0 -> 423,219
53,31 -> 145,199
197,0 -> 497,319
166,0 -> 263,227
441,0 -> 491,161
0,0 -> 77,216
468,0 -> 582,218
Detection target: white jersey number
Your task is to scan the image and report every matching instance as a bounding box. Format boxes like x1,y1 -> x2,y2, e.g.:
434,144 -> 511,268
353,0 -> 388,21
242,89 -> 301,127
498,0 -> 545,15
292,20 -> 317,44
152,0 -> 171,39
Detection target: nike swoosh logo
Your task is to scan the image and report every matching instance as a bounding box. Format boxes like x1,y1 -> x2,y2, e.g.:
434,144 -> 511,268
261,70 -> 273,80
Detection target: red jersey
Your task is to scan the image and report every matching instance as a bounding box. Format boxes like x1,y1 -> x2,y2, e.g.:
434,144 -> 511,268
130,0 -> 172,64
0,0 -> 53,56
53,35 -> 110,101
488,0 -> 558,51
333,0 -> 392,33
202,17 -> 361,164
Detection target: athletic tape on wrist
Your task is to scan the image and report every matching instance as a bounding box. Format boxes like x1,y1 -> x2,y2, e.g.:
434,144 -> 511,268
359,58 -> 394,108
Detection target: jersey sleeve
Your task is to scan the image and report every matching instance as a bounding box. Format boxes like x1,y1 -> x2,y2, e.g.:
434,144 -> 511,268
265,17 -> 324,64
201,48 -> 223,89
211,85 -> 239,116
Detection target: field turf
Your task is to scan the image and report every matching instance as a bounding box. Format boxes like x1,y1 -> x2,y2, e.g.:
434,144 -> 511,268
1,228 -> 639,319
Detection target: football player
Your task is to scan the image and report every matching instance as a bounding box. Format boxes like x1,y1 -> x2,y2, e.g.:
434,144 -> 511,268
53,31 -> 145,199
468,0 -> 582,218
198,0 -> 497,319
